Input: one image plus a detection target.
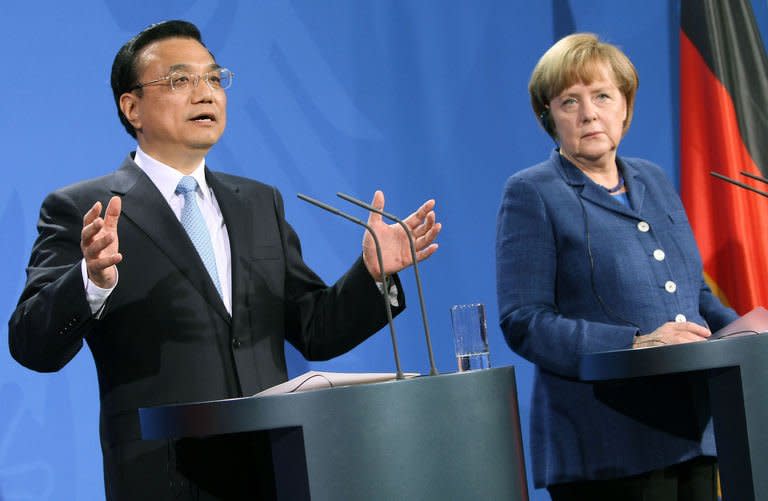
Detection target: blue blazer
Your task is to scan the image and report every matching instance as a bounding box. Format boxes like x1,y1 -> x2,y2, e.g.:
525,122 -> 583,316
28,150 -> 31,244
495,150 -> 737,487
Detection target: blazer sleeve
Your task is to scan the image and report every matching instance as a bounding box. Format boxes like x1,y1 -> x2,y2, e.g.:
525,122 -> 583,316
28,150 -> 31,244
271,188 -> 405,361
698,278 -> 739,331
8,190 -> 95,372
495,176 -> 637,378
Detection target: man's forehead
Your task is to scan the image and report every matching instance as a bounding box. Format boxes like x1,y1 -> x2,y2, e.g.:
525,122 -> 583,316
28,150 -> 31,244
136,38 -> 215,72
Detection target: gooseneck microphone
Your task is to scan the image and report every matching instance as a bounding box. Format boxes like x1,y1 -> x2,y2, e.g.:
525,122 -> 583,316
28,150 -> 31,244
711,171 -> 768,198
336,192 -> 439,376
297,193 -> 404,380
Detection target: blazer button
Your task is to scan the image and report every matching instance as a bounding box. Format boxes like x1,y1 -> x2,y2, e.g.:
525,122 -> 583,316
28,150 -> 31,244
637,221 -> 650,232
232,338 -> 241,349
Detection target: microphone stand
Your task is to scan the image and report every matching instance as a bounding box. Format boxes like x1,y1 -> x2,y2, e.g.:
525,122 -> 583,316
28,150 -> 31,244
711,171 -> 768,198
336,192 -> 439,376
740,170 -> 768,186
297,193 -> 404,380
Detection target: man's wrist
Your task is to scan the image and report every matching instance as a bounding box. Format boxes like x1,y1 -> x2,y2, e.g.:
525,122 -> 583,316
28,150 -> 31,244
81,260 -> 118,316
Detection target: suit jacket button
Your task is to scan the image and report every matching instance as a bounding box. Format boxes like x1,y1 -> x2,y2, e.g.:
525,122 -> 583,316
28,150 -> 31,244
232,338 -> 241,349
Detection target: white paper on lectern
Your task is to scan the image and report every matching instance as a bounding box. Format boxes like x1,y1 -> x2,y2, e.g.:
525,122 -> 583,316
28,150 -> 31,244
710,306 -> 768,340
255,371 -> 419,397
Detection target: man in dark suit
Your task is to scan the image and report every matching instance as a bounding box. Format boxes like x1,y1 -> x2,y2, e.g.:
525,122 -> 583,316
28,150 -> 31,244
8,20 -> 440,500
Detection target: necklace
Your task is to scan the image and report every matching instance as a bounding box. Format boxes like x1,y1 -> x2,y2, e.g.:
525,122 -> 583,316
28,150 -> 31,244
604,175 -> 625,194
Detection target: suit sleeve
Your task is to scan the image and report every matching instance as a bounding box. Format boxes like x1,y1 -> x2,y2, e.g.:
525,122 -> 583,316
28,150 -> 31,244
271,188 -> 405,360
495,177 -> 637,378
698,278 -> 739,331
8,190 -> 95,372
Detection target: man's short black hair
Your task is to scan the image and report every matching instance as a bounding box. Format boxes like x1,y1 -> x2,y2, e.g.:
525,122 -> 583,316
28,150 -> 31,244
110,20 -> 206,138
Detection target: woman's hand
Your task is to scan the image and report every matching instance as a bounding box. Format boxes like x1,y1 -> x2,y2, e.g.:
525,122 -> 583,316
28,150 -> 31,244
633,321 -> 711,348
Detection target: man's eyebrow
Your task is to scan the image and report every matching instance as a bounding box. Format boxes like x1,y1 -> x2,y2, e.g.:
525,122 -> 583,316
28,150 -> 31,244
168,63 -> 222,72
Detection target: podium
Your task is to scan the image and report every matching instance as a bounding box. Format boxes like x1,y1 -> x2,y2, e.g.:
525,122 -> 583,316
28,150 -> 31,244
140,366 -> 528,500
580,335 -> 768,501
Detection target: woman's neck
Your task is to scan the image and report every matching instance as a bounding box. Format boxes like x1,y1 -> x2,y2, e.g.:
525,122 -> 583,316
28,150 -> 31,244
560,149 -> 621,190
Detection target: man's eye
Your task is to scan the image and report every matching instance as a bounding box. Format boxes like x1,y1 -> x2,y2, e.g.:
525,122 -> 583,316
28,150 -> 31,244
172,75 -> 190,86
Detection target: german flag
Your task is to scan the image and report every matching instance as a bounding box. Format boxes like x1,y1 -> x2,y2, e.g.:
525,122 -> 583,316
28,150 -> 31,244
681,0 -> 768,314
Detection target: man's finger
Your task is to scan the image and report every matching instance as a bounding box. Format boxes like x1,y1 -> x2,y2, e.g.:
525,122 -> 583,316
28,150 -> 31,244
88,254 -> 123,273
81,217 -> 104,244
415,243 -> 439,262
415,222 -> 442,249
415,199 -> 435,219
85,234 -> 116,258
411,211 -> 436,238
367,190 -> 384,225
104,196 -> 122,228
405,199 -> 435,229
83,201 -> 102,227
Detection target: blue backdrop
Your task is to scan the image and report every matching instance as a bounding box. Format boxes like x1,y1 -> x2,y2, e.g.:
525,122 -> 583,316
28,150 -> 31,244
3,1 -> 768,499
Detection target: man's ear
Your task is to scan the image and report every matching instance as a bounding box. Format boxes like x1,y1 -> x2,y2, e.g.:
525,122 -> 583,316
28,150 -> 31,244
119,92 -> 142,131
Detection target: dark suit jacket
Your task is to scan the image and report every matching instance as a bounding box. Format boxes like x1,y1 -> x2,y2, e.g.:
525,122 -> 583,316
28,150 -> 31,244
9,154 -> 404,499
495,150 -> 737,488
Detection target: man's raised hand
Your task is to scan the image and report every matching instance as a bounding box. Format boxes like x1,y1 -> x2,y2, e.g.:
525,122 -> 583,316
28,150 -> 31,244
362,190 -> 441,279
81,196 -> 122,288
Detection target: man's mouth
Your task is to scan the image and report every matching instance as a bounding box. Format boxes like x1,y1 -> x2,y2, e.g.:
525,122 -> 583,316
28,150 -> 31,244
190,113 -> 216,122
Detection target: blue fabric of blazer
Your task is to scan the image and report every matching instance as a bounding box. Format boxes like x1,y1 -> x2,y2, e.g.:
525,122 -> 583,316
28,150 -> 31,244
495,149 -> 737,487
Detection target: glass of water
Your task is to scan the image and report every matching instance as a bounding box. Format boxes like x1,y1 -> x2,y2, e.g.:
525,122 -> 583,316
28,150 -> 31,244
450,303 -> 490,372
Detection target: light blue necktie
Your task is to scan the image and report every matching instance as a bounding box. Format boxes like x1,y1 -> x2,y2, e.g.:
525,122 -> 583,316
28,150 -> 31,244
175,176 -> 223,297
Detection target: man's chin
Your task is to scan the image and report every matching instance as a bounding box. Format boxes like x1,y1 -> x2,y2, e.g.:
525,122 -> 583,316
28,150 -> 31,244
190,141 -> 218,150
188,133 -> 223,151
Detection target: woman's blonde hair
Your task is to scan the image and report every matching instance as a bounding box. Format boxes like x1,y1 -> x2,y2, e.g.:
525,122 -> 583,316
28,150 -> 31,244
529,33 -> 639,139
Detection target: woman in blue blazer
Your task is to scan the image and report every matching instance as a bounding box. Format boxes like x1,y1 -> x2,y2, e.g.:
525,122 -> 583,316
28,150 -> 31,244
495,33 -> 737,500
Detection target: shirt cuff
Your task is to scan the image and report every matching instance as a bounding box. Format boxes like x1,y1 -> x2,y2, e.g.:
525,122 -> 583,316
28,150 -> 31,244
376,280 -> 400,308
81,259 -> 117,317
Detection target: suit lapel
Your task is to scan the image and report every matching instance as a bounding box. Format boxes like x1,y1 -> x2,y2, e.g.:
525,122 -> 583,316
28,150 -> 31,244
207,170 -> 287,333
621,159 -> 646,215
110,156 -> 231,324
578,182 -> 637,219
557,152 -> 641,220
205,169 -> 250,324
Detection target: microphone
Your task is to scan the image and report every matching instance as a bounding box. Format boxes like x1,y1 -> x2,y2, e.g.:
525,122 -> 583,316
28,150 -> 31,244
297,193 -> 404,380
710,171 -> 768,198
336,192 -> 439,376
